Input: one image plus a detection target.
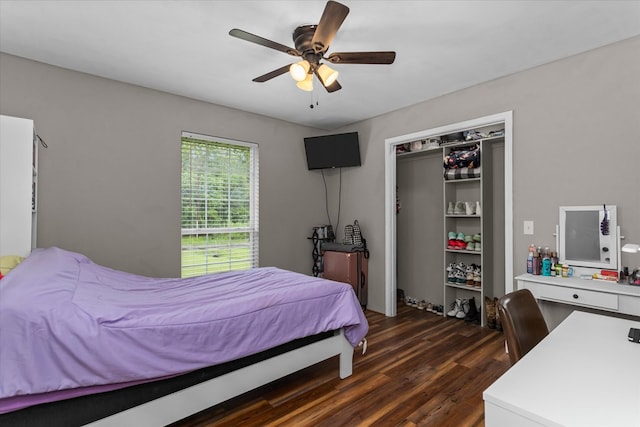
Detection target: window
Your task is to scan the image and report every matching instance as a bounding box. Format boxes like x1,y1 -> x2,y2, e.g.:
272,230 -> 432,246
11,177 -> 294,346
181,132 -> 259,277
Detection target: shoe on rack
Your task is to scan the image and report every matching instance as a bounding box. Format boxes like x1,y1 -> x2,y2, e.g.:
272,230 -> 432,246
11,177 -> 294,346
455,270 -> 466,284
447,202 -> 455,215
447,271 -> 457,283
466,265 -> 475,285
447,239 -> 457,249
466,242 -> 476,251
457,299 -> 469,319
475,242 -> 482,252
454,201 -> 466,215
464,234 -> 473,243
446,263 -> 456,272
473,233 -> 482,242
447,298 -> 464,317
448,231 -> 457,240
465,201 -> 476,215
464,297 -> 480,323
473,265 -> 482,288
475,201 -> 482,216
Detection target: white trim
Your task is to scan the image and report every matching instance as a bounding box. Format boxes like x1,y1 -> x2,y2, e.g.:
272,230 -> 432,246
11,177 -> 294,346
384,112 -> 514,317
181,131 -> 258,150
87,330 -> 353,427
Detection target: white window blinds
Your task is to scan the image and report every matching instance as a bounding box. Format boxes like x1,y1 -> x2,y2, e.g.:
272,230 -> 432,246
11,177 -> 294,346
181,132 -> 259,277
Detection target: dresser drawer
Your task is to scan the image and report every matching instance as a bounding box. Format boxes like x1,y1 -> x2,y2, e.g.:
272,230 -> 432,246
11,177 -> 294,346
534,283 -> 619,311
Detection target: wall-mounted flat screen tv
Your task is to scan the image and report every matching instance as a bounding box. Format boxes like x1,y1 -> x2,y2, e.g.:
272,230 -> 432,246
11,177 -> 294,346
304,132 -> 361,170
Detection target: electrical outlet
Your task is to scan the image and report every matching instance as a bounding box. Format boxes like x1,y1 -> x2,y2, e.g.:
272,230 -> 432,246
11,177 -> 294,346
524,221 -> 534,235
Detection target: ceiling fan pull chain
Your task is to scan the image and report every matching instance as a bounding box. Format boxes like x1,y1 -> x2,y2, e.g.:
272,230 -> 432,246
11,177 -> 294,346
309,90 -> 319,109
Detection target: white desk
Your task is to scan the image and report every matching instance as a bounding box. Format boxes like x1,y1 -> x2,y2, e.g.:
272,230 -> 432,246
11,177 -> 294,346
483,311 -> 640,427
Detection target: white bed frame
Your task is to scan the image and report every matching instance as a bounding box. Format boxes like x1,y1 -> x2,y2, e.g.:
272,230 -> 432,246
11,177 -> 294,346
87,329 -> 353,426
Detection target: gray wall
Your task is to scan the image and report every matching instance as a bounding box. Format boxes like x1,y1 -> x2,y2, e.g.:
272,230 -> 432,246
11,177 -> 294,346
0,53 -> 329,277
1,36 -> 639,315
327,36 -> 639,312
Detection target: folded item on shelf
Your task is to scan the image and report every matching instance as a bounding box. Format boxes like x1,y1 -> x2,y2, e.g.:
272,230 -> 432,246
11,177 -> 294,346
444,166 -> 482,180
443,145 -> 480,169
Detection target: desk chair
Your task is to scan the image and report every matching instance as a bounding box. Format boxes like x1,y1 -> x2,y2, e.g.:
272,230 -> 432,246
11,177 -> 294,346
497,289 -> 549,365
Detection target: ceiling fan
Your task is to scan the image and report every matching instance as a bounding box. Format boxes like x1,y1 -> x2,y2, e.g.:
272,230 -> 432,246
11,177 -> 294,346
229,0 -> 396,93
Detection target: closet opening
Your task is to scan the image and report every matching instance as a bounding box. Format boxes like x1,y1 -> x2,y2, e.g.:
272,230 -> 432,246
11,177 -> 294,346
384,112 -> 513,317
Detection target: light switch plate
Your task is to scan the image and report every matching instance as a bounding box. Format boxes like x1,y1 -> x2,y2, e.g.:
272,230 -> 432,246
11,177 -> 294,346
524,221 -> 534,235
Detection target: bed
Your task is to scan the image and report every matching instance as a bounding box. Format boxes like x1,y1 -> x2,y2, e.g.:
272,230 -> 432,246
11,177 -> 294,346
0,247 -> 368,426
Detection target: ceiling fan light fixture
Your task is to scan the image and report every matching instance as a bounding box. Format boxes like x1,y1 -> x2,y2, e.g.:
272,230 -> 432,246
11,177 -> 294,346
289,60 -> 311,82
317,63 -> 339,87
296,73 -> 314,91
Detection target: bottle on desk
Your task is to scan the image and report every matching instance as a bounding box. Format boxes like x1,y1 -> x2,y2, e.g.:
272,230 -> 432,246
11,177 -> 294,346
532,249 -> 541,275
527,244 -> 534,274
550,251 -> 559,277
542,248 -> 551,276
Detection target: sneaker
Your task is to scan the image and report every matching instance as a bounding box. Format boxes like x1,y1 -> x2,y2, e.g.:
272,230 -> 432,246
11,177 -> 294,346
475,241 -> 482,252
455,270 -> 466,284
454,201 -> 466,215
446,263 -> 456,272
473,266 -> 482,287
447,271 -> 457,283
426,302 -> 434,312
455,262 -> 466,272
434,304 -> 444,315
448,231 -> 457,240
475,201 -> 482,216
447,298 -> 464,317
417,300 -> 426,310
465,201 -> 476,215
446,202 -> 454,215
466,265 -> 474,285
456,232 -> 465,241
473,233 -> 481,242
466,242 -> 476,251
457,299 -> 469,319
447,239 -> 457,249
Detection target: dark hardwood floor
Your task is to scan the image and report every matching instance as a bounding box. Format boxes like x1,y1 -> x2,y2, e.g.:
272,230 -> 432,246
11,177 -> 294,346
173,304 -> 511,427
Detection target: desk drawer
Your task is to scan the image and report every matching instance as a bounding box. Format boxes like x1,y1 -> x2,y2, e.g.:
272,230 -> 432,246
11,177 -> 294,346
535,283 -> 619,311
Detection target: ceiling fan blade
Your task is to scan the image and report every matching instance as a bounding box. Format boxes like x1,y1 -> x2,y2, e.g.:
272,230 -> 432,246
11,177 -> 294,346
311,1 -> 350,53
327,51 -> 396,64
229,29 -> 300,56
324,80 -> 342,93
252,64 -> 292,83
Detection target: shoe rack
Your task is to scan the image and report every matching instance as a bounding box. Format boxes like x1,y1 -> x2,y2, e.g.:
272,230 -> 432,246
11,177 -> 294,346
443,132 -> 502,327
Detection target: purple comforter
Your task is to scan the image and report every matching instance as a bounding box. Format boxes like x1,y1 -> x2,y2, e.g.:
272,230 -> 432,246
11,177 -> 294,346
0,247 -> 368,413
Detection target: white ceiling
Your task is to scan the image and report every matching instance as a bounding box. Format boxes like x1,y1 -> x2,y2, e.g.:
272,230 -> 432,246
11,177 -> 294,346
1,1 -> 639,130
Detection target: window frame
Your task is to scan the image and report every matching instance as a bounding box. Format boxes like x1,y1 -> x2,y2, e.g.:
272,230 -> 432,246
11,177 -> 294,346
180,131 -> 259,277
